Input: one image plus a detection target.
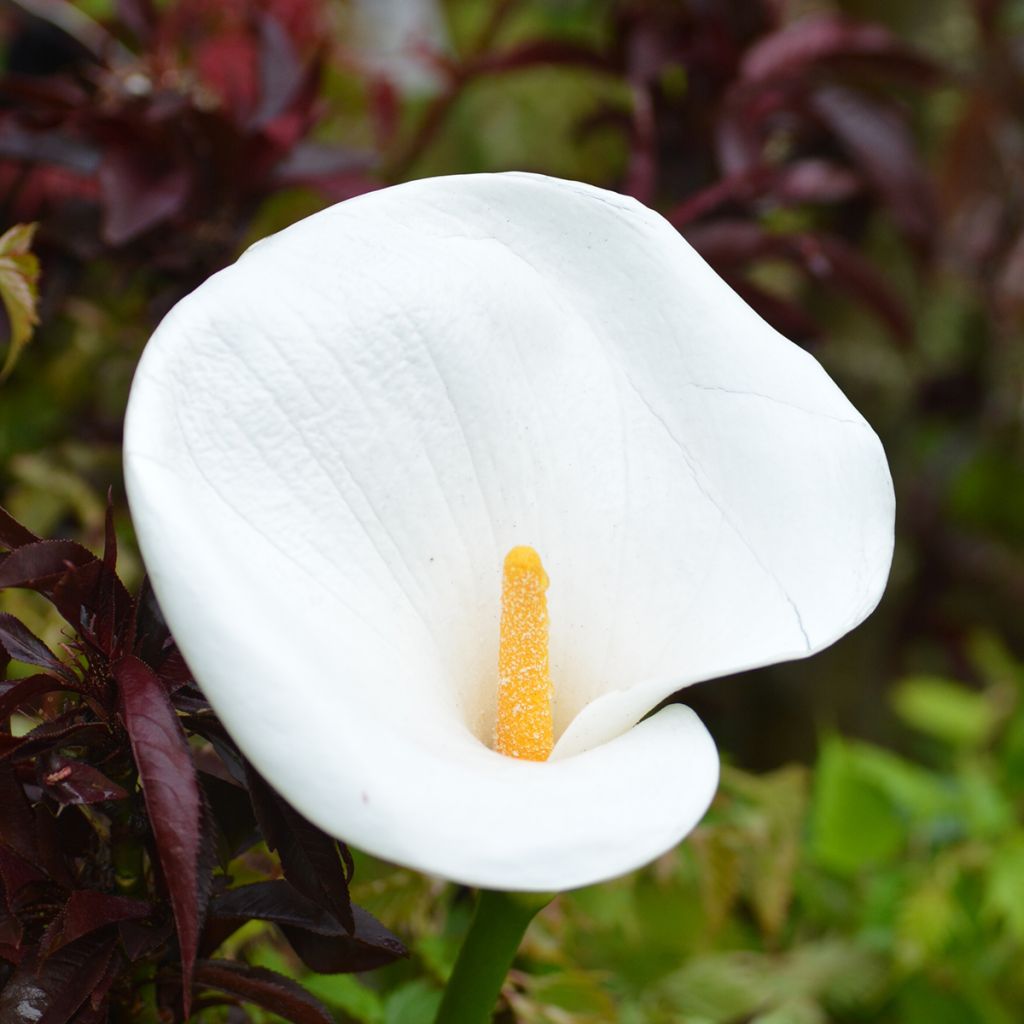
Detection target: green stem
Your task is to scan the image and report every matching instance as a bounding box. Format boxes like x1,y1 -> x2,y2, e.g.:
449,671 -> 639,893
433,889 -> 552,1024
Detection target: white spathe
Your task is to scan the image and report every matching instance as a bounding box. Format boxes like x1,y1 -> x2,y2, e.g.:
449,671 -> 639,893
123,173 -> 894,891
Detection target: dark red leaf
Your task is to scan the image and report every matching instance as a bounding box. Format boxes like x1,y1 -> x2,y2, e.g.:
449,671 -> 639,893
809,83 -> 934,252
193,960 -> 333,1024
246,769 -> 353,933
37,754 -> 128,806
685,220 -> 911,342
684,218 -> 772,265
668,160 -> 862,228
625,82 -> 657,204
0,932 -> 117,1024
0,762 -> 36,861
99,143 -> 191,245
0,908 -> 22,948
0,941 -> 23,964
774,159 -> 862,205
1,715 -> 108,763
131,575 -> 170,669
44,891 -> 150,955
115,656 -> 200,1015
0,674 -> 76,722
253,13 -> 305,128
195,30 -> 260,120
49,558 -> 134,655
738,281 -> 821,342
740,13 -> 938,83
273,142 -> 373,188
0,846 -> 47,906
281,914 -> 406,974
201,773 -> 260,863
791,231 -> 912,341
0,540 -> 96,592
0,614 -> 69,676
188,717 -> 246,786
469,39 -> 611,76
0,505 -> 37,550
118,915 -> 173,962
209,880 -> 406,972
116,0 -> 158,44
80,944 -> 125,1021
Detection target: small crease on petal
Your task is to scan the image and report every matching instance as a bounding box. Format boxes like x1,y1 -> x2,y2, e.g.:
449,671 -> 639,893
682,381 -> 866,427
623,377 -> 813,651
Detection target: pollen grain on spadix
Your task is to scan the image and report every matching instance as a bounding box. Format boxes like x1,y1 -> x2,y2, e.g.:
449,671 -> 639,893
494,545 -> 554,761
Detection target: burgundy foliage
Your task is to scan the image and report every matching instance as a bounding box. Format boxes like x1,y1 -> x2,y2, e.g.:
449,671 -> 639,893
610,4 -> 939,341
0,503 -> 406,1022
938,0 -> 1024,321
0,0 -> 374,291
393,2 -> 937,344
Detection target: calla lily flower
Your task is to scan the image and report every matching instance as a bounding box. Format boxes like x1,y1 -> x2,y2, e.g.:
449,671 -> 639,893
123,173 -> 894,892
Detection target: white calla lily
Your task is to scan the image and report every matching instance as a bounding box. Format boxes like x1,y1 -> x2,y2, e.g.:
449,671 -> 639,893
123,173 -> 894,892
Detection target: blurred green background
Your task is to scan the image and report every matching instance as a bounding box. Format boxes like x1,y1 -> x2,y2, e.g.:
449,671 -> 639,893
2,0 -> 1024,1020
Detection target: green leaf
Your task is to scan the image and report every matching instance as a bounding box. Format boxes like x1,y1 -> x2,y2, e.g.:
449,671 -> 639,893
0,223 -> 41,380
518,969 -> 618,1017
895,875 -> 959,969
658,954 -> 770,1021
984,832 -> 1024,943
810,738 -> 906,875
892,675 -> 997,748
689,826 -> 742,936
303,974 -> 385,1024
383,980 -> 442,1024
750,999 -> 825,1024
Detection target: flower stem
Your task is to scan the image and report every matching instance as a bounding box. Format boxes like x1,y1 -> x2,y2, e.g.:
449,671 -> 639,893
433,889 -> 552,1024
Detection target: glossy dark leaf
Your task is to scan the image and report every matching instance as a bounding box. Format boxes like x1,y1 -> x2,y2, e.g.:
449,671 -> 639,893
43,890 -> 150,955
809,84 -> 934,252
115,655 -> 200,1014
0,614 -> 67,676
209,880 -> 406,972
37,754 -> 128,806
193,960 -> 334,1024
246,768 -> 354,933
740,13 -> 938,83
0,932 -> 116,1024
0,504 -> 38,551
